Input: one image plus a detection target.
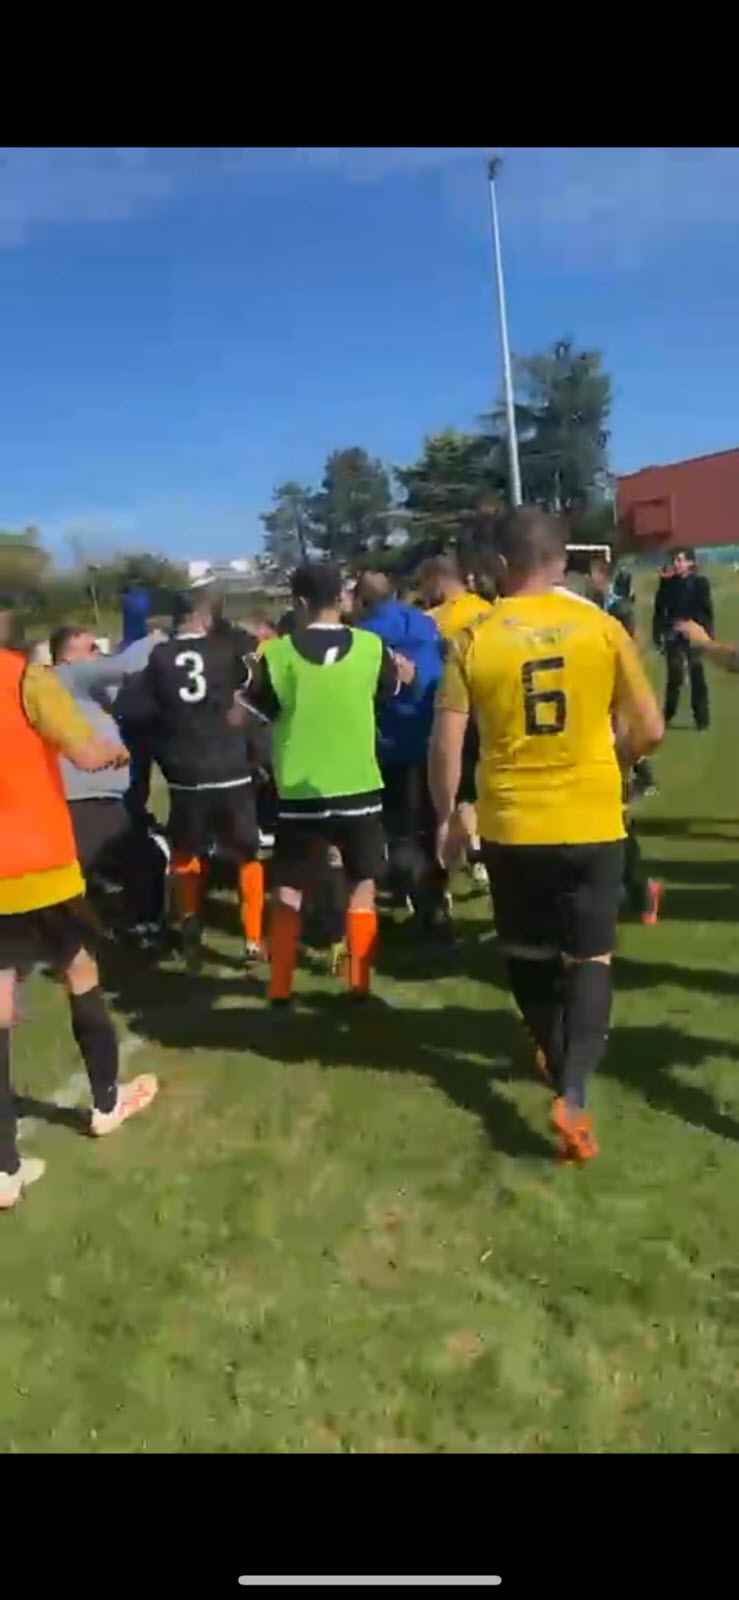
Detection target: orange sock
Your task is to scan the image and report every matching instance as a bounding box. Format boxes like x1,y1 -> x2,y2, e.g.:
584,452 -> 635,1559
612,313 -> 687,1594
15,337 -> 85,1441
346,908 -> 378,993
171,853 -> 203,920
239,860 -> 265,946
268,902 -> 301,1001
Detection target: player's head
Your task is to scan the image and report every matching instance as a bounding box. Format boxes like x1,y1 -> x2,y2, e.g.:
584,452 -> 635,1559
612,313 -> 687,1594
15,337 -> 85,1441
172,589 -> 213,634
673,547 -> 696,577
483,506 -> 567,595
49,625 -> 99,664
241,615 -> 276,643
291,562 -> 343,618
588,553 -> 611,596
353,570 -> 394,618
417,554 -> 465,607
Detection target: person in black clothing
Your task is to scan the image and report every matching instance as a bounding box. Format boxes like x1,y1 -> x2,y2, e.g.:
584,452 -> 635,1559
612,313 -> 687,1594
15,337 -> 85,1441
586,554 -> 662,923
115,591 -> 264,971
652,548 -> 714,729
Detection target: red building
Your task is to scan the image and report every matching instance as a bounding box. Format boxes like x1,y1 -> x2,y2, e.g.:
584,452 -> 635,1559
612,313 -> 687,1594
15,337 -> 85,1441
617,447 -> 739,553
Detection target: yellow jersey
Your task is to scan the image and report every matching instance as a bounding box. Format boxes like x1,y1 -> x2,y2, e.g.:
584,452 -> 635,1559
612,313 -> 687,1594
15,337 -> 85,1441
429,590 -> 494,643
436,588 -> 651,846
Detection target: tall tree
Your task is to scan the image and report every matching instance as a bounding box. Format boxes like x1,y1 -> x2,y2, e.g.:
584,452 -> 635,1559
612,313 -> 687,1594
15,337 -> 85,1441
312,448 -> 393,564
394,428 -> 506,554
261,481 -> 315,572
485,339 -> 611,516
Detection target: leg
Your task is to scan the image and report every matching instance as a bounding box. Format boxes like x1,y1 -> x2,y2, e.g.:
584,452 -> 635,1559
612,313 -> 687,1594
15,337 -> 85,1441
69,798 -> 129,877
338,815 -> 385,997
559,954 -> 613,1112
62,944 -> 157,1134
219,787 -> 264,958
168,790 -> 208,968
63,946 -> 118,1115
268,823 -> 313,1004
663,646 -> 684,723
345,879 -> 378,995
383,762 -> 440,920
554,842 -> 625,1159
0,969 -> 19,1177
623,817 -> 648,913
484,843 -> 564,1083
689,655 -> 710,730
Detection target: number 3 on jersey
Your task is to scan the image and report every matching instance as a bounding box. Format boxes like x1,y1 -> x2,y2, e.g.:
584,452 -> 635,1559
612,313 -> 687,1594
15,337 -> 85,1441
175,649 -> 207,704
522,656 -> 566,735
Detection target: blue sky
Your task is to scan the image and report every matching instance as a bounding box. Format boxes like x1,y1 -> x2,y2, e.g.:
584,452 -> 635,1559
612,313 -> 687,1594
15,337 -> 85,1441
1,146 -> 738,563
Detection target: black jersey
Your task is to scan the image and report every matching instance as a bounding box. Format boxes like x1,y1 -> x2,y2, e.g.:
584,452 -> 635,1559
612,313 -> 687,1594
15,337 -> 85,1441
139,630 -> 251,790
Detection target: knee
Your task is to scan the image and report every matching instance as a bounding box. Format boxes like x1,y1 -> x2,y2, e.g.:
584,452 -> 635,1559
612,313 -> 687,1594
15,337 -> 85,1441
63,948 -> 99,996
348,879 -> 375,912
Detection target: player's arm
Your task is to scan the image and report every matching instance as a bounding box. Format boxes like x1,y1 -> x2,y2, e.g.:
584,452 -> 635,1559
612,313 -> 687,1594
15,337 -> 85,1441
375,645 -> 407,701
114,659 -> 161,732
698,575 -> 715,637
228,654 -> 281,726
428,643 -> 470,858
674,621 -> 739,672
22,665 -> 127,770
610,622 -> 664,764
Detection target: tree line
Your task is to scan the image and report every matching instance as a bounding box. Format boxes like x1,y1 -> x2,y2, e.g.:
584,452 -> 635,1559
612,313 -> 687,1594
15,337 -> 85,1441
0,532 -> 187,631
261,338 -> 615,574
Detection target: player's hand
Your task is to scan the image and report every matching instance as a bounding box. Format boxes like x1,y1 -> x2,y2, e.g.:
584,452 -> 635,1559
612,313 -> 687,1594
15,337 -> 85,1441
73,738 -> 129,771
392,651 -> 416,686
436,814 -> 466,870
675,620 -> 710,648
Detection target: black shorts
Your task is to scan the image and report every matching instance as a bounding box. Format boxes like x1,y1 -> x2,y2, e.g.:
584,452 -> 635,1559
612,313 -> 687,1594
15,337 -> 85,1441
458,719 -> 480,806
273,813 -> 386,888
483,840 -> 625,960
168,782 -> 259,862
0,898 -> 92,971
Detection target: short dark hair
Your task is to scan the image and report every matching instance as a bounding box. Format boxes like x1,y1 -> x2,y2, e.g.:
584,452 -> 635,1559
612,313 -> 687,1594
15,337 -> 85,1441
417,553 -> 464,588
674,546 -> 696,565
172,589 -> 213,630
489,506 -> 566,579
49,624 -> 87,665
291,562 -> 343,611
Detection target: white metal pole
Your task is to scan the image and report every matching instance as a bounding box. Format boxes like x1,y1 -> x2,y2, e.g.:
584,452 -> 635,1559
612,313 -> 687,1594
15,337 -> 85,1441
487,156 -> 522,507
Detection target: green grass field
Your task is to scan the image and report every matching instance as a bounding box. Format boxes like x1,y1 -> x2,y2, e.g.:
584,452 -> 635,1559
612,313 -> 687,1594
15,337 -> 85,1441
4,574 -> 739,1453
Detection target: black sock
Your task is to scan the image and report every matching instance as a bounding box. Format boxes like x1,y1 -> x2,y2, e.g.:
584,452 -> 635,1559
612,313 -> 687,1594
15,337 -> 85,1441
507,956 -> 565,1089
69,988 -> 118,1114
561,961 -> 612,1110
0,1026 -> 20,1176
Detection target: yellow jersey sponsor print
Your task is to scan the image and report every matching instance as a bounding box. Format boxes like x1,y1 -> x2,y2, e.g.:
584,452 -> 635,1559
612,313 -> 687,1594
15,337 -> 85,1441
428,590 -> 494,643
436,589 -> 651,846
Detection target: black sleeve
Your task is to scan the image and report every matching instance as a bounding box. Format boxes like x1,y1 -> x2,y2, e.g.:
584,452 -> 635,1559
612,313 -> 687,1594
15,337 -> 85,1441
241,654 -> 281,721
696,576 -> 714,636
652,579 -> 667,645
115,664 -> 161,733
376,644 -> 401,703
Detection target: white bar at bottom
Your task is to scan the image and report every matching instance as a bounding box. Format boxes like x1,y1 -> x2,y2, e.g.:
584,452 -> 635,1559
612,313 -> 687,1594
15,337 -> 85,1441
238,1581 -> 502,1589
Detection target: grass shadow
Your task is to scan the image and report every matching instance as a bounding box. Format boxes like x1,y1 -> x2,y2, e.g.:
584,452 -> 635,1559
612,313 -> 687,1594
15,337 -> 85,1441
102,955 -> 552,1162
604,1022 -> 739,1144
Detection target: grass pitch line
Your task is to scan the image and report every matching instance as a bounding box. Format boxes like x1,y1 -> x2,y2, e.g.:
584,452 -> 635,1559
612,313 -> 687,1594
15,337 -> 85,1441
17,1031 -> 144,1142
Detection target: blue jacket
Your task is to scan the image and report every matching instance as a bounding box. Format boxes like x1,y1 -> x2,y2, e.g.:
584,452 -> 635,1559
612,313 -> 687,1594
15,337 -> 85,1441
358,598 -> 444,766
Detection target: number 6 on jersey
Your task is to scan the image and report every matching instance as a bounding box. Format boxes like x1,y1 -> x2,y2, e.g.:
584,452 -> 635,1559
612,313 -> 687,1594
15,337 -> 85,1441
522,656 -> 566,735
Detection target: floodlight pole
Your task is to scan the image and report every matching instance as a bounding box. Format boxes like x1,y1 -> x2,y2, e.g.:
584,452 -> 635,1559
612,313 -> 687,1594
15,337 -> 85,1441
486,156 -> 522,507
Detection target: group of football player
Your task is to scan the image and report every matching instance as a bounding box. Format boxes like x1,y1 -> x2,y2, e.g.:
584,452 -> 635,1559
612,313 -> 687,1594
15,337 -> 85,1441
1,504 -> 672,1206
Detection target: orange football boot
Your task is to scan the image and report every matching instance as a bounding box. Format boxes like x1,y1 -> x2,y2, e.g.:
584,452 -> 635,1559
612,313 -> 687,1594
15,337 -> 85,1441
552,1097 -> 599,1163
